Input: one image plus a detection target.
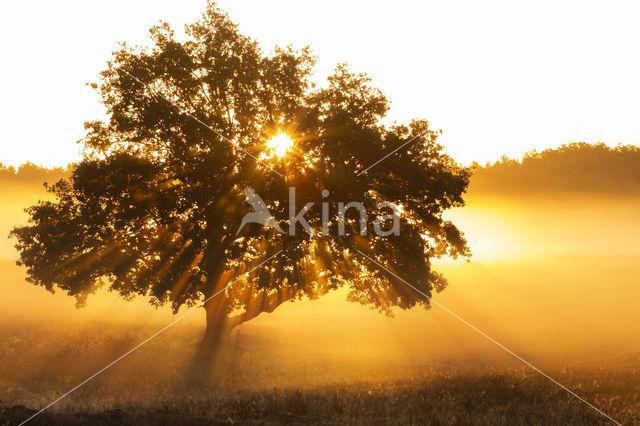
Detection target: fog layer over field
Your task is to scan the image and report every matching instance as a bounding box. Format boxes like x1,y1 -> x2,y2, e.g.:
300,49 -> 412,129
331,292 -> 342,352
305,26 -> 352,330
1,159 -> 639,394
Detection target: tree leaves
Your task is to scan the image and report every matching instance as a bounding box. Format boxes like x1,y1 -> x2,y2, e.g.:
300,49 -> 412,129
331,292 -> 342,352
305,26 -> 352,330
12,2 -> 470,320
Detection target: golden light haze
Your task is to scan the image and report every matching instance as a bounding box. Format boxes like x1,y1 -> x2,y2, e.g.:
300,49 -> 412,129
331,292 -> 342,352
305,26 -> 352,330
1,167 -> 639,367
2,4 -> 639,422
1,0 -> 640,167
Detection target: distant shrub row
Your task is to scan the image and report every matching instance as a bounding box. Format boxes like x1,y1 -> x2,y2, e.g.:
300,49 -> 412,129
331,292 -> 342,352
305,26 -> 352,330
470,143 -> 640,194
0,163 -> 70,185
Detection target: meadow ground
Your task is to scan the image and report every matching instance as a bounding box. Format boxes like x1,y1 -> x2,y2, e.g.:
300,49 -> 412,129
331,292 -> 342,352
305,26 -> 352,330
0,317 -> 638,425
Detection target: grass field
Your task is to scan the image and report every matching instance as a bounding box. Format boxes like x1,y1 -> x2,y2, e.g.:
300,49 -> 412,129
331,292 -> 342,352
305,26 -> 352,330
3,364 -> 638,425
1,316 -> 638,425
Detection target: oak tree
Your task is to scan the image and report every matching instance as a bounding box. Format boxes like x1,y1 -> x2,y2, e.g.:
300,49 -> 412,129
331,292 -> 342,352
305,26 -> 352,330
11,3 -> 470,353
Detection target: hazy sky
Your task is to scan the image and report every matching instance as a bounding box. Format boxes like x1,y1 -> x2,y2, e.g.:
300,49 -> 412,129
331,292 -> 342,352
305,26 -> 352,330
1,0 -> 639,167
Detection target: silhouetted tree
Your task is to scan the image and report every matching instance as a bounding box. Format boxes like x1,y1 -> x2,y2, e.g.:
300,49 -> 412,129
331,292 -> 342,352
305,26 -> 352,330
11,3 -> 470,358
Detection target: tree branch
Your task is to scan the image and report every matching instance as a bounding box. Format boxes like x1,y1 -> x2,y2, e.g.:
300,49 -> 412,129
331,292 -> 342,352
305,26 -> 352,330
227,290 -> 287,329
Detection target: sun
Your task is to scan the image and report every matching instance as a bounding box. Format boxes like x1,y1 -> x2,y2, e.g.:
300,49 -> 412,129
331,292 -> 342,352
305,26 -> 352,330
265,132 -> 294,158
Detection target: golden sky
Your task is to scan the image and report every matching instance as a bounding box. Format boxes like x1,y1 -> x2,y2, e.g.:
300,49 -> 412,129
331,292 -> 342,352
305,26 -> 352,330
1,0 -> 639,167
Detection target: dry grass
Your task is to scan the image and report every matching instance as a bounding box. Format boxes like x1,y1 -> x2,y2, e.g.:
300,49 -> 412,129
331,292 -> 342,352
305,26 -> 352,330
1,315 -> 639,425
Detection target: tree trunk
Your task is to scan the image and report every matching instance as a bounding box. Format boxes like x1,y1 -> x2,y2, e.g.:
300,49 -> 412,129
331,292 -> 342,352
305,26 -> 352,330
185,230 -> 241,385
186,296 -> 236,385
185,264 -> 286,385
202,297 -> 233,352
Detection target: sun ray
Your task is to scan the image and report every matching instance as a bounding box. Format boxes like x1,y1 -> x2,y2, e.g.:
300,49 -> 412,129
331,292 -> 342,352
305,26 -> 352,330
263,132 -> 294,159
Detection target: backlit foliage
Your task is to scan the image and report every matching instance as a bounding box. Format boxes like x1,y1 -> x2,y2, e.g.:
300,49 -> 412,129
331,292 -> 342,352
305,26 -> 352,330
11,2 -> 470,328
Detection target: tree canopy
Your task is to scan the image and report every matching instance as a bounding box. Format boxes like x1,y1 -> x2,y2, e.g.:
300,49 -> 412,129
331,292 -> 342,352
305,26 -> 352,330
11,3 -> 470,343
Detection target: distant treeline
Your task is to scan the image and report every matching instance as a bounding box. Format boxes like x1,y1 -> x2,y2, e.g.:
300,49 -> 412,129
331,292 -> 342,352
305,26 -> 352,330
0,163 -> 70,186
471,143 -> 640,194
2,143 -> 639,194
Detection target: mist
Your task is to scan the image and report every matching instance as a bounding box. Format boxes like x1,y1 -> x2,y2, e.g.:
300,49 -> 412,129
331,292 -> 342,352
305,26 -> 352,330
2,162 -> 639,410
